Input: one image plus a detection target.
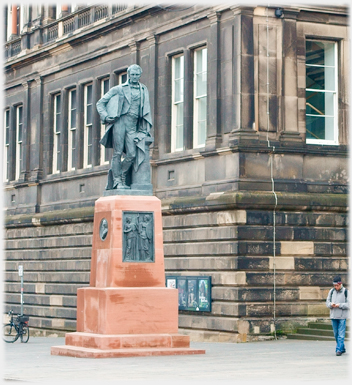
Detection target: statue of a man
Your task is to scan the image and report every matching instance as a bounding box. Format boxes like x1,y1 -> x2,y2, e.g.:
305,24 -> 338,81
97,64 -> 152,190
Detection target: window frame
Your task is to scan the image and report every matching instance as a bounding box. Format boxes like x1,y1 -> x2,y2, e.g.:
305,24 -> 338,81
3,109 -> 10,182
83,83 -> 93,168
119,72 -> 128,85
193,46 -> 207,149
52,93 -> 62,174
100,78 -> 110,165
15,105 -> 23,180
171,54 -> 185,152
305,39 -> 338,146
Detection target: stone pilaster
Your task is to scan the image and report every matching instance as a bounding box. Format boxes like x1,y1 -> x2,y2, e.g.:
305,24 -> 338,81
280,8 -> 302,143
146,34 -> 158,142
229,6 -> 258,145
205,11 -> 222,150
129,40 -> 140,65
29,76 -> 43,183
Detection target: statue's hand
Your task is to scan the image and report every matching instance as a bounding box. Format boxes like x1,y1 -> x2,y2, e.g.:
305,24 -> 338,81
134,131 -> 146,143
106,116 -> 117,124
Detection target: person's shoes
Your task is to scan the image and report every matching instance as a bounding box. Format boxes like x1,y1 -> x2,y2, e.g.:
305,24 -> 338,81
341,350 -> 346,354
336,351 -> 342,356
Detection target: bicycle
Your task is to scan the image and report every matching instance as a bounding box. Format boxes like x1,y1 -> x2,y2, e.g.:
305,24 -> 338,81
3,310 -> 30,343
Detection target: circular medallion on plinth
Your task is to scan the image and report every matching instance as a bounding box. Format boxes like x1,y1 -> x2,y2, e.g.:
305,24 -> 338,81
99,218 -> 108,241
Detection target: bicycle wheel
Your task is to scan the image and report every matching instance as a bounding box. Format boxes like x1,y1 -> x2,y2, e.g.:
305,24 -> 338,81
3,324 -> 18,343
20,325 -> 29,343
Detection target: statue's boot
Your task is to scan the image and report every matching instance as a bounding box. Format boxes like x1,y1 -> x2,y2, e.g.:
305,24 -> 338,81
119,158 -> 133,189
111,156 -> 123,189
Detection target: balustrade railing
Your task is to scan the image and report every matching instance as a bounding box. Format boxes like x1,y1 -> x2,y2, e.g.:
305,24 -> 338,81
47,24 -> 59,42
78,9 -> 91,28
5,4 -> 128,59
63,17 -> 75,35
95,5 -> 109,21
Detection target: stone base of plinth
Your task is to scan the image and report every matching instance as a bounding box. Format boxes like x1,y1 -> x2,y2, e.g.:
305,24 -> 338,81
76,287 -> 179,335
51,332 -> 205,358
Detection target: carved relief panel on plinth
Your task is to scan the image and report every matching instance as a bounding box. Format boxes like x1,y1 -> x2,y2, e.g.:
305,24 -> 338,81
122,211 -> 154,262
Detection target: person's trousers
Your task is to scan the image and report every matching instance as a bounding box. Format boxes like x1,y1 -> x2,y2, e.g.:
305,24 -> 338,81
331,318 -> 346,353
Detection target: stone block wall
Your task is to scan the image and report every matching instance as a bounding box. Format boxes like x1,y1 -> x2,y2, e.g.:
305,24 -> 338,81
163,206 -> 348,342
3,214 -> 93,336
3,192 -> 348,341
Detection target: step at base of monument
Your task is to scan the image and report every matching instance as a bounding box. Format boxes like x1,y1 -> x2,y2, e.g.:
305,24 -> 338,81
51,332 -> 205,358
67,332 -> 192,349
51,345 -> 205,358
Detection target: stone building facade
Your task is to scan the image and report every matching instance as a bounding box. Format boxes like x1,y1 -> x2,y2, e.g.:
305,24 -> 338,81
3,4 -> 349,341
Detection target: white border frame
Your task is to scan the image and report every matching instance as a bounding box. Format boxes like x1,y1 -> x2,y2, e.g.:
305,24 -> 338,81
100,78 -> 110,165
83,83 -> 93,168
193,47 -> 207,149
52,94 -> 61,174
15,105 -> 23,180
3,109 -> 10,182
305,40 -> 338,146
67,89 -> 77,171
171,54 -> 184,152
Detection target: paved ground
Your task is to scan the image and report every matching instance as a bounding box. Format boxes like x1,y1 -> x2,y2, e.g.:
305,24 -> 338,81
2,337 -> 351,384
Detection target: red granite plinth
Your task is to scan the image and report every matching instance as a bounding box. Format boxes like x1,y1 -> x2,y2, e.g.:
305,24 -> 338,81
51,195 -> 205,358
89,195 -> 166,288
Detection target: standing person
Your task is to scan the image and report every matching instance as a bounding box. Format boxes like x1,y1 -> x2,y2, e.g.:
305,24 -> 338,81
96,64 -> 152,189
326,275 -> 349,356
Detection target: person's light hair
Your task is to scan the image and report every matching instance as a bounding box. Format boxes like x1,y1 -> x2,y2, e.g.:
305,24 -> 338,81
127,64 -> 142,75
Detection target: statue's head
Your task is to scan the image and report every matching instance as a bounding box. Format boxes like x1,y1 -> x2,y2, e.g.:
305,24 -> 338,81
127,64 -> 142,84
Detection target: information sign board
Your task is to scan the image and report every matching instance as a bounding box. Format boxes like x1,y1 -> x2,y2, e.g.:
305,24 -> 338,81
166,276 -> 211,312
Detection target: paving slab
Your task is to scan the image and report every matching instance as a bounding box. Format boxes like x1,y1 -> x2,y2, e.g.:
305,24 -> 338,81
2,337 -> 351,384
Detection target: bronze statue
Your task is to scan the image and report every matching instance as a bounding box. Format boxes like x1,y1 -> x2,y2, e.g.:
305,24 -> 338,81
97,64 -> 152,190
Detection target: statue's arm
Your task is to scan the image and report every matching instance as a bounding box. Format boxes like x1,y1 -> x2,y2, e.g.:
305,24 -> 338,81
96,87 -> 119,123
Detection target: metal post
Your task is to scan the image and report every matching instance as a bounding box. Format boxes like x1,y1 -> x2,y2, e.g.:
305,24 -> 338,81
18,265 -> 24,315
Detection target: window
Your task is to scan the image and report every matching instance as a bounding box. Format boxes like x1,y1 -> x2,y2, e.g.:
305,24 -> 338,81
15,105 -> 23,180
68,89 -> 77,171
84,83 -> 93,168
171,55 -> 184,152
4,109 -> 10,182
52,94 -> 61,173
193,47 -> 207,148
306,40 -> 338,145
119,72 -> 128,84
100,78 -> 110,165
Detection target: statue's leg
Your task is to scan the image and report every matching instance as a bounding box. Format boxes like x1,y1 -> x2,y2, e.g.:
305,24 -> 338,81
120,118 -> 137,186
111,122 -> 125,188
